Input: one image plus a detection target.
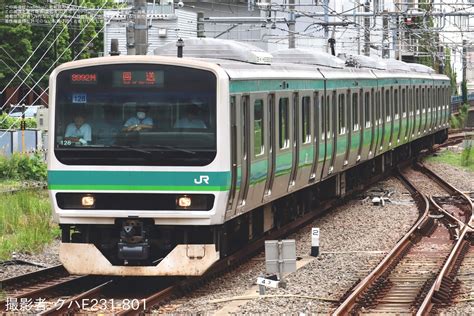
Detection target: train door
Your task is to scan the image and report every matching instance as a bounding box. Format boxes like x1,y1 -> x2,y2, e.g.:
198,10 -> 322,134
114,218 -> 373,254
296,93 -> 313,186
384,87 -> 393,149
333,90 -> 347,173
288,92 -> 299,191
310,92 -> 323,183
346,90 -> 357,166
407,87 -> 413,141
393,87 -> 401,145
413,87 -> 419,137
368,89 -> 375,158
263,93 -> 275,202
379,87 -> 387,153
374,88 -> 382,155
226,95 -> 238,218
236,95 -> 250,211
321,91 -> 333,178
271,93 -> 293,197
359,89 -> 371,160
247,94 -> 267,207
422,87 -> 427,135
401,87 -> 407,143
344,89 -> 352,167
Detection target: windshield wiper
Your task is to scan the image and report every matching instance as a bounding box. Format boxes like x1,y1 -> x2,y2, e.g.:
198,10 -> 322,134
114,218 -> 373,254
107,145 -> 152,155
149,145 -> 196,155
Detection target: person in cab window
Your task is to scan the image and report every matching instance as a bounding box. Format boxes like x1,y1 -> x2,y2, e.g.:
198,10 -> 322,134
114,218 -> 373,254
64,112 -> 92,145
123,106 -> 153,132
174,104 -> 207,129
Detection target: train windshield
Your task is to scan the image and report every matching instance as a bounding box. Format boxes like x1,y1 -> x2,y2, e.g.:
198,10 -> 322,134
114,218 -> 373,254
54,64 -> 217,166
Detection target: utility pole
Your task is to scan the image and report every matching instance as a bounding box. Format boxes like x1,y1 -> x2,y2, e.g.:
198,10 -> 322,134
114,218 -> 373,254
288,0 -> 295,48
462,39 -> 467,104
127,0 -> 148,55
197,12 -> 205,38
363,0 -> 370,56
134,0 -> 148,55
382,10 -> 389,58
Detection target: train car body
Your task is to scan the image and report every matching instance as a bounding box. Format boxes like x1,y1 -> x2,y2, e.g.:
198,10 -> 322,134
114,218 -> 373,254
48,39 -> 450,276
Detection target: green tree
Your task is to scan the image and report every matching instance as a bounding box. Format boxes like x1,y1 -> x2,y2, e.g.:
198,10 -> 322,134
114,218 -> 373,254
0,23 -> 33,106
444,48 -> 458,95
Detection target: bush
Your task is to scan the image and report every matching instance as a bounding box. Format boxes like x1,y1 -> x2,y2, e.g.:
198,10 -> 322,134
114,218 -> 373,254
0,153 -> 46,181
0,113 -> 36,129
449,103 -> 469,129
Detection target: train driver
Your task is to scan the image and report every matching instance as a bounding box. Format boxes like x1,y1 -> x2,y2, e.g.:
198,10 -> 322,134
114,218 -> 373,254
123,105 -> 154,132
64,111 -> 92,145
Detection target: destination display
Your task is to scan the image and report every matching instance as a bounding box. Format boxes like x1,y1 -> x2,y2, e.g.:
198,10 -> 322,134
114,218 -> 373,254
112,70 -> 164,88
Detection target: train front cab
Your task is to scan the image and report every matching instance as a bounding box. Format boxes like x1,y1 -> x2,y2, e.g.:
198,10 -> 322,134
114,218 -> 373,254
48,56 -> 232,276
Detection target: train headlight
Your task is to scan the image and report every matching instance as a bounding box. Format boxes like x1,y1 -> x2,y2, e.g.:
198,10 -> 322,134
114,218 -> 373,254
177,195 -> 192,208
81,195 -> 95,208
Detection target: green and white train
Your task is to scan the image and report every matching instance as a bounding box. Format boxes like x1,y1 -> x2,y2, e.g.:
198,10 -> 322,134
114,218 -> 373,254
48,38 -> 450,276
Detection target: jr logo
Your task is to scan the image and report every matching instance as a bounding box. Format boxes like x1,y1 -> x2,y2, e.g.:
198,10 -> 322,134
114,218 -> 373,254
194,175 -> 210,185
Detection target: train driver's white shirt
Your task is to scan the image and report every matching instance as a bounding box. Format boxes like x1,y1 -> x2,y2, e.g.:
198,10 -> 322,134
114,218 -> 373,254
124,116 -> 153,127
64,123 -> 92,142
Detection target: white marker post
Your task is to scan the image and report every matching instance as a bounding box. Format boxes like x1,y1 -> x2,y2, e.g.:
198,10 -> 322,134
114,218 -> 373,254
311,228 -> 320,257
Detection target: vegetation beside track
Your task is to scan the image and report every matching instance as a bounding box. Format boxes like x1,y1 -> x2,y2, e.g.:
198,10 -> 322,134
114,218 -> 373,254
0,190 -> 58,260
0,154 -> 54,260
449,104 -> 470,129
426,146 -> 474,172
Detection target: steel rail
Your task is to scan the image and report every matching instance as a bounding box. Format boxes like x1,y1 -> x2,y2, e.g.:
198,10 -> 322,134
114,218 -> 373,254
0,264 -> 65,289
416,165 -> 474,316
40,280 -> 113,316
332,169 -> 430,315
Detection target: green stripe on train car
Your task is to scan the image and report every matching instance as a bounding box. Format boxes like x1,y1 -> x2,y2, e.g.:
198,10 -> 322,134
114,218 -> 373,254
48,170 -> 231,191
230,79 -> 324,93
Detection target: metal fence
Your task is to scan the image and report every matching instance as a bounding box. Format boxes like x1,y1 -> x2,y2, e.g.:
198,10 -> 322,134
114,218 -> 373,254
451,93 -> 474,113
0,129 -> 45,157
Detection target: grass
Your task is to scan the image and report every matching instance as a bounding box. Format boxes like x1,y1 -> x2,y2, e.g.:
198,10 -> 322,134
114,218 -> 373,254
0,179 -> 22,191
426,146 -> 474,172
0,190 -> 59,260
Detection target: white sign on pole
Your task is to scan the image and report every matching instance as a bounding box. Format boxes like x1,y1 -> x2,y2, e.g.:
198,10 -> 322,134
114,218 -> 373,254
311,227 -> 320,257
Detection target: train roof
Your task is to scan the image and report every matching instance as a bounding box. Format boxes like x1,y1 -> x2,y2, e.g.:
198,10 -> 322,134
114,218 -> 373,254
154,38 -> 273,65
271,48 -> 345,69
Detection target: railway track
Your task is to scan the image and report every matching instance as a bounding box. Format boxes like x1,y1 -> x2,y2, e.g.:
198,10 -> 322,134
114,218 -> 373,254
1,137 -> 470,314
0,265 -> 112,314
334,163 -> 473,315
2,159 -> 397,314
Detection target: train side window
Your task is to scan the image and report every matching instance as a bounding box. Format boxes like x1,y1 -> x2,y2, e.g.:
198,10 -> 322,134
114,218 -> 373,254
421,88 -> 426,114
394,89 -> 399,120
302,96 -> 311,144
402,88 -> 406,118
338,93 -> 346,134
254,99 -> 264,156
279,97 -> 289,149
365,91 -> 371,128
352,92 -> 359,131
415,88 -> 420,115
326,95 -> 331,139
320,94 -> 325,140
385,89 -> 391,122
375,91 -> 381,124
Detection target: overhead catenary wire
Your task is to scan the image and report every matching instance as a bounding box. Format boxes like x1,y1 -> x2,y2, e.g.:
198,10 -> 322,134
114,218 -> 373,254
0,1 -> 115,136
0,0 -> 75,96
0,0 -> 87,113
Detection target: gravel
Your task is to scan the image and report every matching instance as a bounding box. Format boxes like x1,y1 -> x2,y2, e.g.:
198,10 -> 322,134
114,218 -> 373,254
402,168 -> 447,196
154,177 -> 419,314
424,159 -> 474,193
0,240 -> 61,280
